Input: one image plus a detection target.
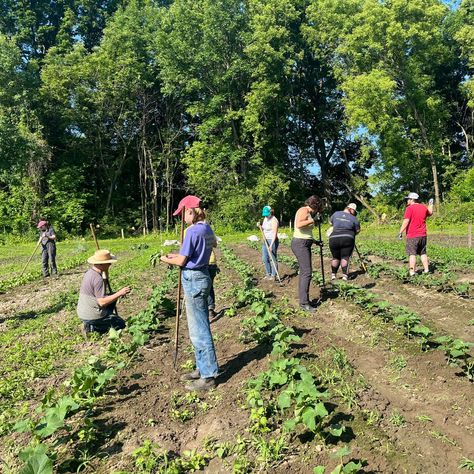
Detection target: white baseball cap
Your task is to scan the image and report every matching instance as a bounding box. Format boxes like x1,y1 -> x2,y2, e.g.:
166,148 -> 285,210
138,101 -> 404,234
347,203 -> 357,212
405,192 -> 419,200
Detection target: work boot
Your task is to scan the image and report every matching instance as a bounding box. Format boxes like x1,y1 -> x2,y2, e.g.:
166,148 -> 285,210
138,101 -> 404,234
300,304 -> 316,313
180,369 -> 200,381
185,377 -> 216,392
209,309 -> 217,322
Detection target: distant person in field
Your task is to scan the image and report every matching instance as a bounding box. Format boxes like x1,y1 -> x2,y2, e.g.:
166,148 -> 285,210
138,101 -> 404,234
258,205 -> 279,281
160,196 -> 219,392
328,203 -> 361,281
37,220 -> 57,277
76,249 -> 130,334
291,195 -> 324,312
398,192 -> 434,276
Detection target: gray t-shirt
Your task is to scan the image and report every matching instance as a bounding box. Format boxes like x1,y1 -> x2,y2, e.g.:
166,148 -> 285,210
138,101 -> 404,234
76,268 -> 107,321
40,227 -> 56,246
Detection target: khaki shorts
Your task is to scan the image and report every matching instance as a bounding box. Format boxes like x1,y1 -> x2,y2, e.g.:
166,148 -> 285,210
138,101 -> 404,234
406,237 -> 427,256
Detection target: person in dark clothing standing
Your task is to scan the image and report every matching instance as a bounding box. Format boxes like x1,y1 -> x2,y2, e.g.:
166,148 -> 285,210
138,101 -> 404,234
291,196 -> 323,312
37,220 -> 58,277
328,203 -> 361,281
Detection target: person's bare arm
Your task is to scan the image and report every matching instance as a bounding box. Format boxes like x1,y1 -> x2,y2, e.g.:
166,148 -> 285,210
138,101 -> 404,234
160,253 -> 187,267
295,208 -> 314,229
97,286 -> 130,307
399,218 -> 410,236
270,219 -> 278,246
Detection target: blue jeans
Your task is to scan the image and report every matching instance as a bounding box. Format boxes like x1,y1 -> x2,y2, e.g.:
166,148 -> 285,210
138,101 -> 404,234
182,268 -> 219,378
262,239 -> 279,276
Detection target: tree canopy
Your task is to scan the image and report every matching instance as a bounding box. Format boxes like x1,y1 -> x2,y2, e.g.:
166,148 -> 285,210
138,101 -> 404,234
0,0 -> 472,234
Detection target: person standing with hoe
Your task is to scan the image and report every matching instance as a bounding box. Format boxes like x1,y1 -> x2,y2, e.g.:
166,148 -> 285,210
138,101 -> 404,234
37,220 -> 58,277
328,203 -> 361,281
258,205 -> 279,281
398,192 -> 434,276
291,196 -> 324,312
160,196 -> 219,392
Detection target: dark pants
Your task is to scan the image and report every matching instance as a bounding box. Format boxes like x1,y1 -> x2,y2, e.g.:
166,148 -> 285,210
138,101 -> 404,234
208,265 -> 219,310
42,243 -> 57,276
291,238 -> 313,305
82,311 -> 125,334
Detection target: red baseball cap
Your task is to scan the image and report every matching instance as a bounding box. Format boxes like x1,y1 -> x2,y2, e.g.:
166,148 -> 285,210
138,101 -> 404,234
172,195 -> 202,216
37,220 -> 47,228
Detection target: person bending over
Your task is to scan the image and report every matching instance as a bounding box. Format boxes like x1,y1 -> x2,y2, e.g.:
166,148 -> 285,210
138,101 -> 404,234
329,203 -> 360,281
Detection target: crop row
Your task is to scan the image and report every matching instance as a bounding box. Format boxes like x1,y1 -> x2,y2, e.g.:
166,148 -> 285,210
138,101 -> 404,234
219,245 -> 365,473
358,240 -> 474,270
336,282 -> 473,381
366,262 -> 472,298
11,266 -> 178,473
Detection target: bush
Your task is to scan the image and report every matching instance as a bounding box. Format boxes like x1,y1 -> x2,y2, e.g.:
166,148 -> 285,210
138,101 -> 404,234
431,201 -> 474,224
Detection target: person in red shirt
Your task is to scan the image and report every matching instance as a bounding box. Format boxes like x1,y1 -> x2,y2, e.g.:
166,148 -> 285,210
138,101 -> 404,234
398,192 -> 434,276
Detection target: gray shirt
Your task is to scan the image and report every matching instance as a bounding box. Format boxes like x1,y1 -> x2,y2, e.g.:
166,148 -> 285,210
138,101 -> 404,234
76,268 -> 107,321
40,227 -> 56,246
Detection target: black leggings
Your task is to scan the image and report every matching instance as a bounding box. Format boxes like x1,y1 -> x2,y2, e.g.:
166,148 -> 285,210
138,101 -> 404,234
329,236 -> 355,275
329,236 -> 355,260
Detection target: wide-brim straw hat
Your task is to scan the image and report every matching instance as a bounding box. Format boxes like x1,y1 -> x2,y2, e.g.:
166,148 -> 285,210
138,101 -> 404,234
87,249 -> 117,265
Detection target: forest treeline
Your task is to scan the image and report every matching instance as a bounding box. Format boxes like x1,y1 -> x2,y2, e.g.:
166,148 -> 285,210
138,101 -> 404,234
0,0 -> 473,235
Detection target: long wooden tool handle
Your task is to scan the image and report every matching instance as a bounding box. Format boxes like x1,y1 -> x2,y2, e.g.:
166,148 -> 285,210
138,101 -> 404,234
173,209 -> 185,368
354,244 -> 367,273
317,217 -> 326,287
20,236 -> 42,277
259,225 -> 281,283
89,223 -> 100,250
89,223 -> 113,292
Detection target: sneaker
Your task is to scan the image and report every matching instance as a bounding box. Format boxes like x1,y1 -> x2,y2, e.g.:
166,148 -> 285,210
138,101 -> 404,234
409,270 -> 416,277
423,269 -> 430,274
331,273 -> 336,281
185,377 -> 216,392
263,275 -> 272,280
300,304 -> 316,313
342,274 -> 348,281
180,369 -> 200,381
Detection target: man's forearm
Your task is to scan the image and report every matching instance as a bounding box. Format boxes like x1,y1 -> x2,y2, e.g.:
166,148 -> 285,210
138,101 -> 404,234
97,292 -> 122,307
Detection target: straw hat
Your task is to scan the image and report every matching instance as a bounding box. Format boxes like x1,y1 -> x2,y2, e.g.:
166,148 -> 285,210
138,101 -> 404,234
87,249 -> 117,265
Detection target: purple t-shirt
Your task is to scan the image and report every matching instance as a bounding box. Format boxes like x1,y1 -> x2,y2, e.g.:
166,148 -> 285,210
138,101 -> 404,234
179,222 -> 215,269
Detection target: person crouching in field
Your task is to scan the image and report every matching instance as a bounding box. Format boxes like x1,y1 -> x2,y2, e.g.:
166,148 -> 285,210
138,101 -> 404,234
328,203 -> 361,281
160,197 -> 219,392
398,192 -> 434,276
77,249 -> 130,334
37,220 -> 57,277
